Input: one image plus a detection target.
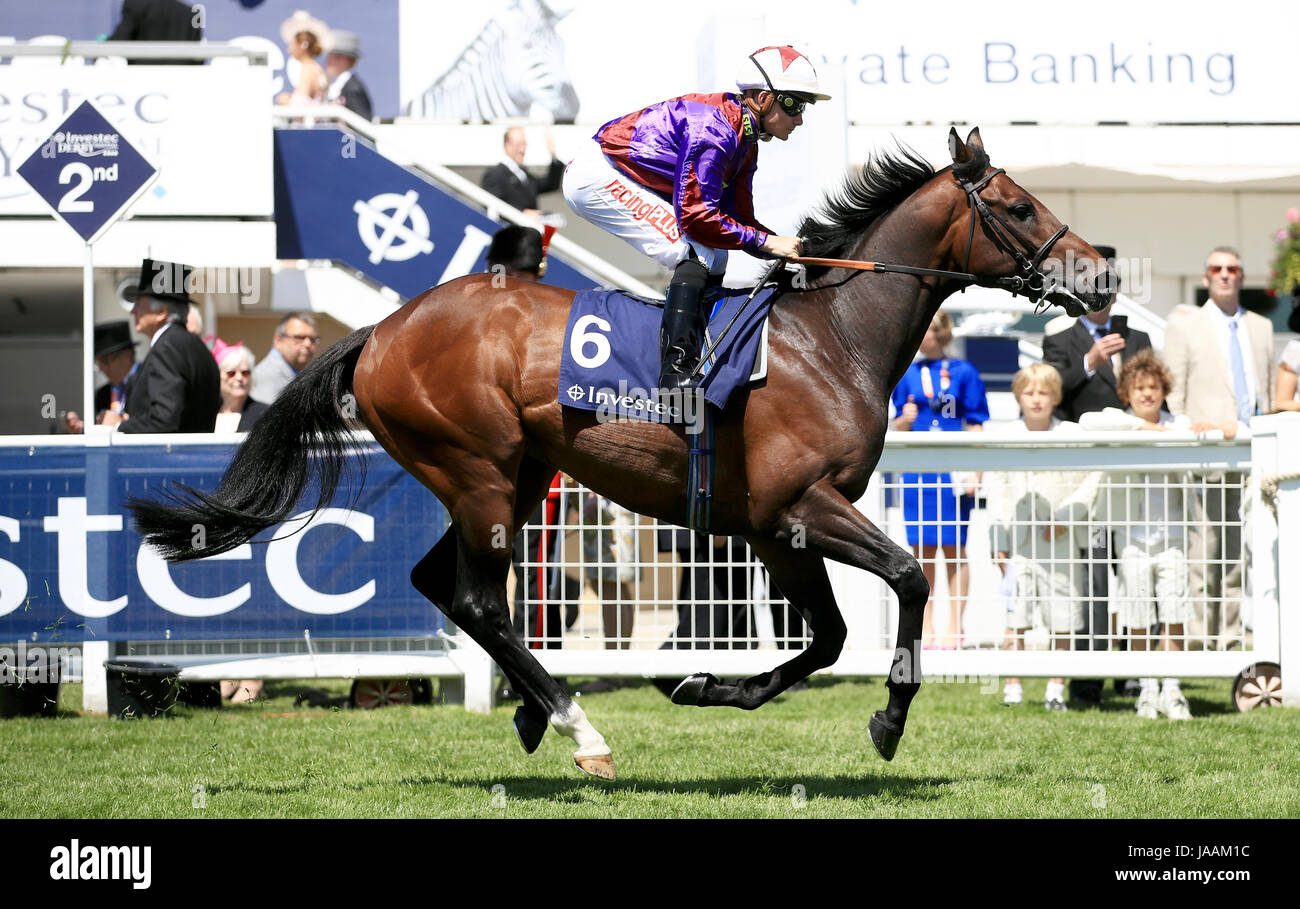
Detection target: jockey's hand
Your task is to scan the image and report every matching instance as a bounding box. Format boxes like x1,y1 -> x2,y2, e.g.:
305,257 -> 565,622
761,235 -> 803,259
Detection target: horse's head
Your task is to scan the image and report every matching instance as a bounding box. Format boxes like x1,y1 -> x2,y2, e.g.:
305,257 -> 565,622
947,127 -> 1114,318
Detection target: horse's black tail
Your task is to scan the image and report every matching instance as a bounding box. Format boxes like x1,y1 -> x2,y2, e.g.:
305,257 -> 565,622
128,325 -> 377,562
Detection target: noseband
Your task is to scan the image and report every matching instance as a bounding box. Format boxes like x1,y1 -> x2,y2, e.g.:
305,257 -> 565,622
958,167 -> 1069,303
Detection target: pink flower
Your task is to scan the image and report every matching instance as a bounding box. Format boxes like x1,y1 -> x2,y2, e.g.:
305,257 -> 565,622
1278,229 -> 1289,241
1288,207 -> 1300,223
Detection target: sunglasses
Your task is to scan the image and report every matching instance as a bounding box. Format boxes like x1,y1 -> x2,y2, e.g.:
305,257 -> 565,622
774,93 -> 807,116
223,368 -> 251,378
1207,264 -> 1241,275
280,333 -> 320,344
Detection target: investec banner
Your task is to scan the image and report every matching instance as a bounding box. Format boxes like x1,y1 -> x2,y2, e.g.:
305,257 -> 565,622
0,66 -> 270,217
0,441 -> 448,642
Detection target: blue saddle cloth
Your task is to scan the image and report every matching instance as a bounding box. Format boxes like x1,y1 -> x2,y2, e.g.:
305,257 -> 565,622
558,286 -> 777,424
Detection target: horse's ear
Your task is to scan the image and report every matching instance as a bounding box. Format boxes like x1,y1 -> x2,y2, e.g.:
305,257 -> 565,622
948,127 -> 970,164
965,127 -> 985,155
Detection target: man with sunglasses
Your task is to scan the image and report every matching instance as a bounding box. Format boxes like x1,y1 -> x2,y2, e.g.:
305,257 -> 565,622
250,312 -> 321,404
1165,246 -> 1274,651
563,45 -> 829,391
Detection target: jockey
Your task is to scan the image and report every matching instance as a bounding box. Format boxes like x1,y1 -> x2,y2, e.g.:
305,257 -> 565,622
563,45 -> 830,390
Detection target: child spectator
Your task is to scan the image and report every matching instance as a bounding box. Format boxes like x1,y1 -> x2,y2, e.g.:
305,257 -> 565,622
1079,349 -> 1247,719
987,363 -> 1101,711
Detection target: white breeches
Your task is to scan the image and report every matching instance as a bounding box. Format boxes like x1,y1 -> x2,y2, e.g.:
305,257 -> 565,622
562,141 -> 727,275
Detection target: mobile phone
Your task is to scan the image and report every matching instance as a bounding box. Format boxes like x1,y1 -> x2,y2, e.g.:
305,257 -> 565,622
1110,314 -> 1128,338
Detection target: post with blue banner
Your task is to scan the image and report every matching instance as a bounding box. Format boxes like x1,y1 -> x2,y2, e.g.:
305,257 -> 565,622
17,102 -> 158,709
17,101 -> 159,432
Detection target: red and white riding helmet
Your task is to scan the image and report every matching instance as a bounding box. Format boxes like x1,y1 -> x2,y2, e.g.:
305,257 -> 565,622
736,46 -> 831,102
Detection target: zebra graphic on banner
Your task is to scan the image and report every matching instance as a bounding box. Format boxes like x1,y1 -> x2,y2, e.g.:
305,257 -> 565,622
405,0 -> 580,123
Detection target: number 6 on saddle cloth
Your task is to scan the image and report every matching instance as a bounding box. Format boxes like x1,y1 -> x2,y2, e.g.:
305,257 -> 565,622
558,286 -> 777,529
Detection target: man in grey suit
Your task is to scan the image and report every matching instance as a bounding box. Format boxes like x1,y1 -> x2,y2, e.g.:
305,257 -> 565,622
1165,246 -> 1275,650
250,312 -> 319,403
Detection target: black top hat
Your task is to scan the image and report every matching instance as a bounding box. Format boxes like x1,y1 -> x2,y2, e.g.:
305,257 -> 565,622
136,258 -> 193,312
94,320 -> 136,358
1093,244 -> 1117,264
486,225 -> 545,276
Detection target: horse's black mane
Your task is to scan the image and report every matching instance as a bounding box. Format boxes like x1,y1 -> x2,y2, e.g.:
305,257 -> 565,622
795,143 -> 983,283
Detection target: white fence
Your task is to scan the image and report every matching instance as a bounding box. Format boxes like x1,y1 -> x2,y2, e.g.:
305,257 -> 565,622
510,416 -> 1300,707
18,416 -> 1297,713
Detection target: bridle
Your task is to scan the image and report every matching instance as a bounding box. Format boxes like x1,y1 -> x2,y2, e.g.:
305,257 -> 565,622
956,166 -> 1069,304
790,164 -> 1087,313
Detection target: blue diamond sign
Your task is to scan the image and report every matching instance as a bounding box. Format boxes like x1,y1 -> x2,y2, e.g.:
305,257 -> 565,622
17,100 -> 158,244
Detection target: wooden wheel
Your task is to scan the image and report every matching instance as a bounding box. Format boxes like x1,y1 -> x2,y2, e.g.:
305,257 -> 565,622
350,678 -> 415,710
1232,663 -> 1282,711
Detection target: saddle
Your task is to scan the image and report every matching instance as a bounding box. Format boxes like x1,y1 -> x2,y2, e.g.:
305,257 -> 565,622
557,285 -> 778,531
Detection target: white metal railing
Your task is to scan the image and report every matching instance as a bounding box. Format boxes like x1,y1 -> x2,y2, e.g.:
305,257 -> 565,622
514,421 -> 1299,702
7,416 -> 1297,711
270,105 -> 663,299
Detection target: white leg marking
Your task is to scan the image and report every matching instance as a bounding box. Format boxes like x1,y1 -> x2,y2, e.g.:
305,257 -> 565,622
550,703 -> 611,758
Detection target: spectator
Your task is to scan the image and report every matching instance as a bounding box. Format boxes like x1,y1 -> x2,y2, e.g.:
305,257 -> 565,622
987,363 -> 1101,711
486,224 -> 548,281
890,309 -> 989,649
63,321 -> 140,433
481,128 -> 564,221
107,0 -> 202,65
324,30 -> 372,120
1275,302 -> 1300,412
101,259 -> 220,434
250,312 -> 320,403
572,494 -> 640,694
212,342 -> 269,434
1079,351 -> 1197,719
275,10 -> 330,105
1165,247 -> 1274,651
1041,245 -> 1153,706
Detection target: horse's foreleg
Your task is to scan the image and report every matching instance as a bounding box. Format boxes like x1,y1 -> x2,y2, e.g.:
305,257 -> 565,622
674,537 -> 845,711
783,480 -> 927,760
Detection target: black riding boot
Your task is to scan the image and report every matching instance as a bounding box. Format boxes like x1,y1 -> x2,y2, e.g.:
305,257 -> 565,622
658,262 -> 708,391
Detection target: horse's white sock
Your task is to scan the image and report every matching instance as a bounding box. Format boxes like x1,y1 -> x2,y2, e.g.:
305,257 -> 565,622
551,703 -> 610,757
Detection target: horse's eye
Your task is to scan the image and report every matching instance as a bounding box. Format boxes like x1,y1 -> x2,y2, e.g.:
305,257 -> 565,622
1011,204 -> 1035,221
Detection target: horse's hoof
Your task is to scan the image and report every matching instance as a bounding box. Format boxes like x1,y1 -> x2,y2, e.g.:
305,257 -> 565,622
868,711 -> 903,762
574,753 -> 616,781
670,673 -> 716,706
513,706 -> 547,754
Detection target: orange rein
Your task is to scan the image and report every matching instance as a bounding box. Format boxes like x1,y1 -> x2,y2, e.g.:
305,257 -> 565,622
790,255 -> 880,271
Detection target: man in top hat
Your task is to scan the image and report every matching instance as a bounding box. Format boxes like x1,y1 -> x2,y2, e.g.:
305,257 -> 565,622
101,258 -> 220,434
63,321 -> 142,433
325,30 -> 372,121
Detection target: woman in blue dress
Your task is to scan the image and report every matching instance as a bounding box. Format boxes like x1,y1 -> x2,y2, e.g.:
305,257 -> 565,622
890,311 -> 989,649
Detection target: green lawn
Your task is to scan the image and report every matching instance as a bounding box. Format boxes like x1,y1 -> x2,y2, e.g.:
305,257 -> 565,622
2,677 -> 1296,818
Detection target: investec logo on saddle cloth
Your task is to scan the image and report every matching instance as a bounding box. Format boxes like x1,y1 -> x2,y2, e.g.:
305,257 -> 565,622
558,287 -> 775,423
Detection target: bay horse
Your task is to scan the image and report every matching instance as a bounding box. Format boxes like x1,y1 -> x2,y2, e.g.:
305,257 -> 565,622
131,128 -> 1112,780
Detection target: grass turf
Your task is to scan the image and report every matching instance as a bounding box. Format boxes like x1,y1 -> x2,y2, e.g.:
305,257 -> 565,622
1,676 -> 1295,818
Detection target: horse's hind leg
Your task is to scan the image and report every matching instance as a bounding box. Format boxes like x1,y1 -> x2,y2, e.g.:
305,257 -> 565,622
414,465 -> 615,779
674,538 -> 845,711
